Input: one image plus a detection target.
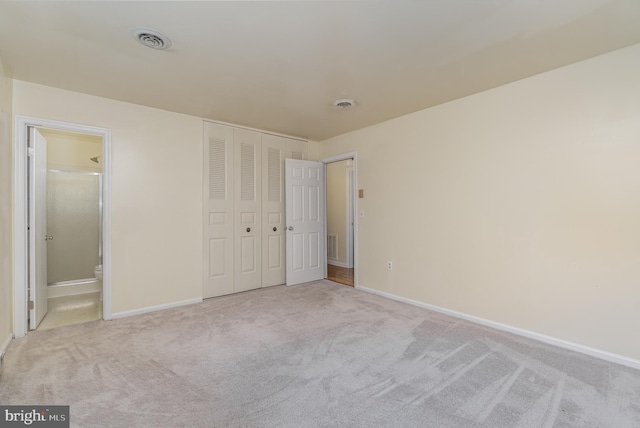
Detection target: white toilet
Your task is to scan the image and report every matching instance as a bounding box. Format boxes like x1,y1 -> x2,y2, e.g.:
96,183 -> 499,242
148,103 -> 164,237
94,264 -> 103,301
94,264 -> 103,280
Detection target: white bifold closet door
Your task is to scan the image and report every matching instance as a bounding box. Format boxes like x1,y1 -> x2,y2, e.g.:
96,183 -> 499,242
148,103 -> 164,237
204,123 -> 235,298
204,122 -> 307,298
261,134 -> 306,287
233,128 -> 262,293
203,124 -> 262,297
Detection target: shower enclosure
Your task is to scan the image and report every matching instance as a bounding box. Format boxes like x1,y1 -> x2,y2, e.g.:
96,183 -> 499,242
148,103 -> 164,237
46,170 -> 102,285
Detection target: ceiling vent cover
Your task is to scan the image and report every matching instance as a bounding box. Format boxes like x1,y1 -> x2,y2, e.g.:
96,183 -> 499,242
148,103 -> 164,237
333,99 -> 355,109
132,27 -> 172,50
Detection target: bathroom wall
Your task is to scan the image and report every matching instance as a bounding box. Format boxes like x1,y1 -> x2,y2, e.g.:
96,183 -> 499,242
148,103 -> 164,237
41,128 -> 102,172
41,129 -> 102,285
13,80 -> 203,315
0,56 -> 13,354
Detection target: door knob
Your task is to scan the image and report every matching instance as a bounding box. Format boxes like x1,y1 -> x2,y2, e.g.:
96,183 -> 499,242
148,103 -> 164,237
288,226 -> 293,231
44,235 -> 54,241
273,227 -> 277,232
246,227 -> 251,233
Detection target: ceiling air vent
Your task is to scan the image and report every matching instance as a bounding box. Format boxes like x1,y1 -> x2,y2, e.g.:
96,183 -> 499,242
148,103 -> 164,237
132,27 -> 172,50
333,99 -> 355,109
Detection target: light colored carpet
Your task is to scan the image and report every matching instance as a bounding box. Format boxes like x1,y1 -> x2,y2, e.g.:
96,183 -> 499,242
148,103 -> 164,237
1,280 -> 639,427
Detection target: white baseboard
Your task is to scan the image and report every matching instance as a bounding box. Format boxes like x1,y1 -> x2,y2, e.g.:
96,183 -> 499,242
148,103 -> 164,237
48,281 -> 101,298
0,332 -> 13,368
355,285 -> 640,371
328,260 -> 350,268
111,297 -> 202,320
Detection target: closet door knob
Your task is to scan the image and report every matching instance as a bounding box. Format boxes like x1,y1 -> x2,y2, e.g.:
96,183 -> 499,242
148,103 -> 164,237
273,227 -> 277,232
288,226 -> 294,231
246,227 -> 251,233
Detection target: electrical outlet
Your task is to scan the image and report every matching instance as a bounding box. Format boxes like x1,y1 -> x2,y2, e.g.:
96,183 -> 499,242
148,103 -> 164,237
387,261 -> 393,270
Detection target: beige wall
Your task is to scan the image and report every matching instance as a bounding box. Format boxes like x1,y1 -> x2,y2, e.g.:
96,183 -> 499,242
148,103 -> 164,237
307,140 -> 322,161
0,57 -> 13,350
319,43 -> 640,361
13,81 -> 203,314
326,160 -> 349,265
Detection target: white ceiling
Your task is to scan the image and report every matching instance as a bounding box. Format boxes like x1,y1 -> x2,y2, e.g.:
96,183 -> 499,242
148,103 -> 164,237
1,1 -> 639,141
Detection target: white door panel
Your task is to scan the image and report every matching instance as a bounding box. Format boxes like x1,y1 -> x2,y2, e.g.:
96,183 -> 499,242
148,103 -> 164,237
261,134 -> 307,287
234,128 -> 261,292
285,159 -> 325,285
203,123 -> 235,298
261,138 -> 285,287
29,128 -> 48,329
205,124 -> 308,295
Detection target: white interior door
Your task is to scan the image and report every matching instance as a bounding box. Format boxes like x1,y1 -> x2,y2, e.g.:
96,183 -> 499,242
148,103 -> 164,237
285,159 -> 326,285
29,127 -> 48,329
234,128 -> 262,293
203,122 -> 235,298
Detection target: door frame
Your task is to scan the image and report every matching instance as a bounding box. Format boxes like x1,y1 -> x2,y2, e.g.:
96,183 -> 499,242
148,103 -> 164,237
346,166 -> 355,269
321,152 -> 358,286
13,115 -> 113,337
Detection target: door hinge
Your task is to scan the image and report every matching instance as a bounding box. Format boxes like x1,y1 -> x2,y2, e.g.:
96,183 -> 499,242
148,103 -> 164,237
28,300 -> 34,310
27,147 -> 35,157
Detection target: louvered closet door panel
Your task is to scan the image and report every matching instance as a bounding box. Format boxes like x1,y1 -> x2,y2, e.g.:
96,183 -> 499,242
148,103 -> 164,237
234,128 -> 262,293
261,135 -> 286,287
203,122 -> 235,298
261,134 -> 308,286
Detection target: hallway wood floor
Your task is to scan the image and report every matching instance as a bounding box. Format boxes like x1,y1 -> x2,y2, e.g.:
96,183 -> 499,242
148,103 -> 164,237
327,264 -> 354,287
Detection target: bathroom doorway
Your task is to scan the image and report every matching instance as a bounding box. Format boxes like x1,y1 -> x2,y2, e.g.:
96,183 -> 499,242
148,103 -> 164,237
13,116 -> 112,337
35,128 -> 103,330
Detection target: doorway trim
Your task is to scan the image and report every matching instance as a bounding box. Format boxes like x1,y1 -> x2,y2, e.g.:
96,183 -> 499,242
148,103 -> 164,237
321,152 -> 358,287
346,166 -> 355,269
13,115 -> 112,337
